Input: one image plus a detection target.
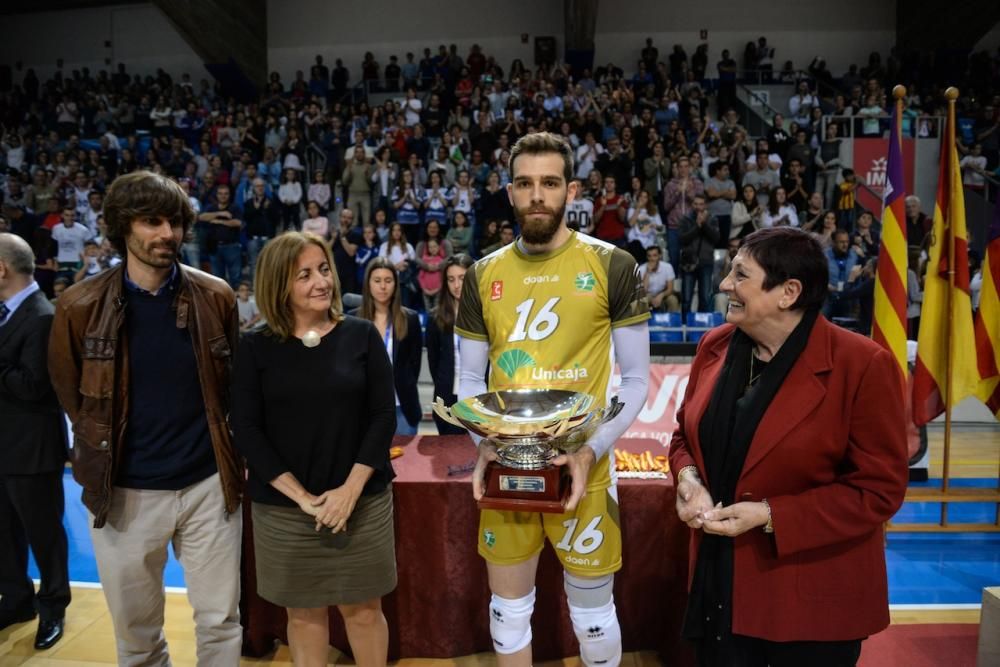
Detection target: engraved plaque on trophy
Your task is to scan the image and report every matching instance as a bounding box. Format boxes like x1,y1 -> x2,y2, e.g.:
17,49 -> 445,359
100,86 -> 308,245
433,389 -> 623,513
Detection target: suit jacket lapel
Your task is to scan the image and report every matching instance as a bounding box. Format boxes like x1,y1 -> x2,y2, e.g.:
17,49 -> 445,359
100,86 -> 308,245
740,316 -> 834,477
0,291 -> 43,349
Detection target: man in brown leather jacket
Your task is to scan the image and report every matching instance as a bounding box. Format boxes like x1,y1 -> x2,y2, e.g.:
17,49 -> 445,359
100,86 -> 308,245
48,171 -> 244,665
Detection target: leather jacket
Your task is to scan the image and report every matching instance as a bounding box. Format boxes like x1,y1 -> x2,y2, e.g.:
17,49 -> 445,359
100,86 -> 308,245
48,263 -> 243,528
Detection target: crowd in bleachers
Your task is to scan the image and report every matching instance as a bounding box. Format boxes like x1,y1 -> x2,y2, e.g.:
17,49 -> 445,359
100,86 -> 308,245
1,37 -> 998,331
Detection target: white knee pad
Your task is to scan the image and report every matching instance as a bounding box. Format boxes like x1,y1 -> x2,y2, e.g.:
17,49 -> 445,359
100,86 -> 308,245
565,574 -> 622,667
488,588 -> 535,655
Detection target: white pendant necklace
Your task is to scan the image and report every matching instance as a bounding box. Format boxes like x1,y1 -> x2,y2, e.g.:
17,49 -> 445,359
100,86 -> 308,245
301,329 -> 322,348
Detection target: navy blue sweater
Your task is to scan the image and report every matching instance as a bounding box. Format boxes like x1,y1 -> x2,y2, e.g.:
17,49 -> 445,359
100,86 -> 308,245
117,278 -> 216,489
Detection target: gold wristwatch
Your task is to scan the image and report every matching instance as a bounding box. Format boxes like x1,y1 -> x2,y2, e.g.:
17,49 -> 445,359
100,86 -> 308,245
762,499 -> 774,534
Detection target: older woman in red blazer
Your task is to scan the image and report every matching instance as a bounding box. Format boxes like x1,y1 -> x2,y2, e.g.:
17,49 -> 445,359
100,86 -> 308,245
668,227 -> 908,667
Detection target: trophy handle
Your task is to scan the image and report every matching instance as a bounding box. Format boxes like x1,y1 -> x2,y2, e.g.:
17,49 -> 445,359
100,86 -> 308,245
432,397 -> 468,428
601,397 -> 625,423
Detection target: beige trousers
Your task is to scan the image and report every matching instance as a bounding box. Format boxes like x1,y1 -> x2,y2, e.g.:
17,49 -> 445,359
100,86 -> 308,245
89,473 -> 242,666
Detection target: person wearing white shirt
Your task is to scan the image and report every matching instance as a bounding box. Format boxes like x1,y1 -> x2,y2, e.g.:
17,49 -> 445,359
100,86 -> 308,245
960,144 -> 988,189
626,191 -> 664,250
450,171 -> 477,219
639,245 -> 680,312
565,190 -> 594,234
50,206 -> 93,277
378,224 -> 416,266
575,133 -> 605,180
402,88 -> 423,127
759,187 -> 799,228
788,81 -> 817,126
277,169 -> 303,231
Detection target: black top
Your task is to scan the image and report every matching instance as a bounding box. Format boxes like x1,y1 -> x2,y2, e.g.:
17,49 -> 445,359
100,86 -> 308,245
119,274 -> 216,489
332,227 -> 363,295
349,308 -> 423,427
205,202 -> 242,245
425,313 -> 456,401
230,315 -> 396,506
243,194 -> 279,238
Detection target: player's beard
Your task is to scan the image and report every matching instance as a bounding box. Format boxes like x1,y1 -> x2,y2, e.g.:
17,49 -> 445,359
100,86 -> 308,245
516,202 -> 566,245
126,234 -> 178,269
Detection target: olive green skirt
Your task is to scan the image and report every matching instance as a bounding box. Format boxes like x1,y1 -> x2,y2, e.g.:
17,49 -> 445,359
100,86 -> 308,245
251,487 -> 397,607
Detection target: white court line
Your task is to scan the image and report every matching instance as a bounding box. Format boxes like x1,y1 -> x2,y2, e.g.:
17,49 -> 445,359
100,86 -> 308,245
889,603 -> 982,611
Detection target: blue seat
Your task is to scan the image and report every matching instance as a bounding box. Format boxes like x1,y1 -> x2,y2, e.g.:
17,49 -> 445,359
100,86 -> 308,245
649,312 -> 683,342
685,311 -> 724,342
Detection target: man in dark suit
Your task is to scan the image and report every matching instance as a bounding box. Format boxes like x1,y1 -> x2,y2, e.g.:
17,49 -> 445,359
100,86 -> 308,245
0,232 -> 69,649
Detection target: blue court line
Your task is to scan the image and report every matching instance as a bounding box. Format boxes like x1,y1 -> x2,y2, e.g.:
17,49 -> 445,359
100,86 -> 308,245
26,472 -> 1000,604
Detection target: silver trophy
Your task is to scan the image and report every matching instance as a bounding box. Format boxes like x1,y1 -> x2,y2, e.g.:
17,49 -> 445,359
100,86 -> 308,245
433,388 -> 624,511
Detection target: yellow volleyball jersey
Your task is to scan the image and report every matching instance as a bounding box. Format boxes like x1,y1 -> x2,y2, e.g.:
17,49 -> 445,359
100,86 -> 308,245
456,230 -> 649,410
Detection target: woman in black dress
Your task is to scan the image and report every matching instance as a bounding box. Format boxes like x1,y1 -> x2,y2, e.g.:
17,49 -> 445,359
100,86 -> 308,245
425,253 -> 474,434
231,232 -> 397,666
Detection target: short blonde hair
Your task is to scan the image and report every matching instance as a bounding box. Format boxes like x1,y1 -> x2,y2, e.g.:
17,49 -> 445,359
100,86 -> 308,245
254,232 -> 344,340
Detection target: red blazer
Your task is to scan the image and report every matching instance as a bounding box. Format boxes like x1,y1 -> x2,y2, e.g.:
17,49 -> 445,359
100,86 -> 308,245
668,316 -> 908,642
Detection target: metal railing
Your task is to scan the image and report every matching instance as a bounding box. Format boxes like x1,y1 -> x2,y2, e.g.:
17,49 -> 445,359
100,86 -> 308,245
821,114 -> 945,140
305,141 -> 327,184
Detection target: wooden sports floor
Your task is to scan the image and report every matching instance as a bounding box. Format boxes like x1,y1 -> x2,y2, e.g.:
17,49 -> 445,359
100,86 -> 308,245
0,426 -> 994,666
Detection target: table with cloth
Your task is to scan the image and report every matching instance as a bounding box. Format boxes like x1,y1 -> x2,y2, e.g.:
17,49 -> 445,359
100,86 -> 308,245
239,435 -> 695,665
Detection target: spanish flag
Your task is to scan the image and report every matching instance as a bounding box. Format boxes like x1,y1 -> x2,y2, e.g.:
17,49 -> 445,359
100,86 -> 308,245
872,100 -> 908,389
912,94 -> 980,426
974,199 -> 1000,419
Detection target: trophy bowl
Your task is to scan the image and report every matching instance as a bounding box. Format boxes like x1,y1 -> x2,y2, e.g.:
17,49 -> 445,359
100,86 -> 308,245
433,388 -> 624,512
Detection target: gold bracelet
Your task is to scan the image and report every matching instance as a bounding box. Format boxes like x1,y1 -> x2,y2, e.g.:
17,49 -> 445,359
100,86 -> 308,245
677,466 -> 700,484
762,499 -> 774,534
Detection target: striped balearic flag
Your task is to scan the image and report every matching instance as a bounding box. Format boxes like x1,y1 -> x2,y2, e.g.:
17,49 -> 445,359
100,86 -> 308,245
974,197 -> 1000,420
872,101 -> 909,391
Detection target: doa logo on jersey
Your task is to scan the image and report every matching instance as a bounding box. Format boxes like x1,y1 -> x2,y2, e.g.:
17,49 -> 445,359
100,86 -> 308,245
523,274 -> 560,285
575,272 -> 596,292
490,280 -> 503,301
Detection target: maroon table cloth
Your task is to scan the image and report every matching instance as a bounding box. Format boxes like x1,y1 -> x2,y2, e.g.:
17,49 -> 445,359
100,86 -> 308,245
239,435 -> 695,665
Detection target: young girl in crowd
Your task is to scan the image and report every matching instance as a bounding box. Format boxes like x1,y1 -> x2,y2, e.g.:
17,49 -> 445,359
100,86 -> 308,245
277,168 -> 303,231
417,238 -> 446,312
307,169 -> 331,213
300,200 -> 329,239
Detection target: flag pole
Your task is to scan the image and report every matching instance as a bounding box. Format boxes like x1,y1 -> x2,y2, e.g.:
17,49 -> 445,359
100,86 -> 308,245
941,86 -> 959,525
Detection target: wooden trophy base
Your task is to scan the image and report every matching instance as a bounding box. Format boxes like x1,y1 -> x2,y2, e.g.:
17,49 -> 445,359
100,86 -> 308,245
477,461 -> 570,513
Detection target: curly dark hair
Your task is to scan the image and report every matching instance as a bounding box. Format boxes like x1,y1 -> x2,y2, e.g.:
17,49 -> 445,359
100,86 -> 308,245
102,171 -> 195,255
